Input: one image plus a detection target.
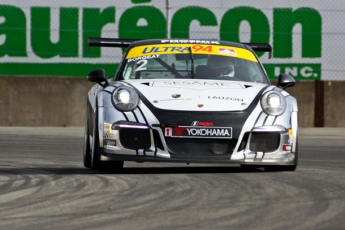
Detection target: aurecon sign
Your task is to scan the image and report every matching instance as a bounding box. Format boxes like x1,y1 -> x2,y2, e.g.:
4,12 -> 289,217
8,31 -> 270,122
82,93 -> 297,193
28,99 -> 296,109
0,0 -> 342,80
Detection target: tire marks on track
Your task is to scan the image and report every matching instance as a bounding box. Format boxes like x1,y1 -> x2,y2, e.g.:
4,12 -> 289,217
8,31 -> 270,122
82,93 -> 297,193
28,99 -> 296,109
0,128 -> 344,230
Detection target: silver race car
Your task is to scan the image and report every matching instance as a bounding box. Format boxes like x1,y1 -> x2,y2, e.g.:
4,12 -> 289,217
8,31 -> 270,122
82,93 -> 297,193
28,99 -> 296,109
83,38 -> 298,171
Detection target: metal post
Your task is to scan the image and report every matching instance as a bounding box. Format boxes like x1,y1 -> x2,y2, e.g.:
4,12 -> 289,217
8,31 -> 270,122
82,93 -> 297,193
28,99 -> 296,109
166,0 -> 170,38
314,80 -> 324,127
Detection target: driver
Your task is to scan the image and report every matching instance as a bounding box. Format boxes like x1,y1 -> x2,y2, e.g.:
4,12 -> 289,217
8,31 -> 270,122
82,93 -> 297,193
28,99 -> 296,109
207,55 -> 235,78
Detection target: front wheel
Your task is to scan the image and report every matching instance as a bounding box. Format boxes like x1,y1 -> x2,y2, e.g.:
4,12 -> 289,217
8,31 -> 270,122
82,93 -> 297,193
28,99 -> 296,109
90,106 -> 124,172
91,108 -> 102,170
83,106 -> 91,168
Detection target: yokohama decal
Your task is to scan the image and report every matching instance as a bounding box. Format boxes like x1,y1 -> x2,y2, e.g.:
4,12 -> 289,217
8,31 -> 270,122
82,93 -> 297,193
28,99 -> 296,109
164,126 -> 232,139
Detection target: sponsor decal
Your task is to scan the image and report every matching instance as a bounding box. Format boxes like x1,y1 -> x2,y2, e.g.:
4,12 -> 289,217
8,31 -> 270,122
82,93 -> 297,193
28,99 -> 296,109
161,40 -> 220,44
126,44 -> 257,62
139,45 -> 214,54
157,81 -> 235,86
165,127 -> 172,136
142,46 -> 189,54
288,128 -> 293,144
127,54 -> 160,62
165,126 -> 232,138
191,45 -> 213,53
219,48 -> 236,56
103,123 -> 112,138
191,121 -> 214,126
159,98 -> 192,101
171,94 -> 181,98
208,96 -> 244,102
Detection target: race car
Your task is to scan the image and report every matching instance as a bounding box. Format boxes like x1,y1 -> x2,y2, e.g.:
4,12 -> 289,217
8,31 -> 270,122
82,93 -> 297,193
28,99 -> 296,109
83,38 -> 298,171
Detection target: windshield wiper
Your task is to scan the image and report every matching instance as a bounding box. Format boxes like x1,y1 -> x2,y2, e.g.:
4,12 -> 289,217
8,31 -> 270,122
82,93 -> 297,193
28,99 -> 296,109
188,47 -> 195,79
155,57 -> 184,78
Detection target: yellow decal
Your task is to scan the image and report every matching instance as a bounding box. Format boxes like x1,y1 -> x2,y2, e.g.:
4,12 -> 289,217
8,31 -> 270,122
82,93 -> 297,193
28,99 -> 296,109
126,44 -> 258,62
104,123 -> 111,136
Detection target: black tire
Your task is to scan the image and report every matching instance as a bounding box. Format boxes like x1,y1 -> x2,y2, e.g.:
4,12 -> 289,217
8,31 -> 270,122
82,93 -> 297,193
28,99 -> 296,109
91,108 -> 102,170
90,106 -> 124,172
83,105 -> 92,168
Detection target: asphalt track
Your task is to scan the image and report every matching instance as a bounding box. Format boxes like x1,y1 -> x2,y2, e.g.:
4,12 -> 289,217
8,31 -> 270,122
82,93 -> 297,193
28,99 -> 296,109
0,127 -> 344,230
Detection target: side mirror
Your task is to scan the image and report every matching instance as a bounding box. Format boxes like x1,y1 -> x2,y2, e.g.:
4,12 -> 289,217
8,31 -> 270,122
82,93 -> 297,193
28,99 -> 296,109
87,69 -> 109,87
277,73 -> 295,89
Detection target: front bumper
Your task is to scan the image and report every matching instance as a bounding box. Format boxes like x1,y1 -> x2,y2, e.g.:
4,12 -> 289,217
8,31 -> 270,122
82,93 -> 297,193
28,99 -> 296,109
101,121 -> 296,165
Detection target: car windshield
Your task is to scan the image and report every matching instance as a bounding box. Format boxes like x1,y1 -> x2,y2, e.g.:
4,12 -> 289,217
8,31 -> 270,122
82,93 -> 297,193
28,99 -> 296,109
120,44 -> 269,83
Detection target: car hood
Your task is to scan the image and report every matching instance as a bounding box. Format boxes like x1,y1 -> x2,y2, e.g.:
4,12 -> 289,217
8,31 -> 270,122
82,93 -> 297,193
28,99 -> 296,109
124,79 -> 267,111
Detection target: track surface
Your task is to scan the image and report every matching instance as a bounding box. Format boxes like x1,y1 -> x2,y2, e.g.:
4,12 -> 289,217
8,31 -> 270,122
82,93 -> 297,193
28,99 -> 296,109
0,127 -> 344,230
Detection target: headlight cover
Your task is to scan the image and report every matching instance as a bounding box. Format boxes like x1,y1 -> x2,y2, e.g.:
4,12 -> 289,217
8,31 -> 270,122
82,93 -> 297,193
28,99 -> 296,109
261,91 -> 286,115
112,86 -> 139,111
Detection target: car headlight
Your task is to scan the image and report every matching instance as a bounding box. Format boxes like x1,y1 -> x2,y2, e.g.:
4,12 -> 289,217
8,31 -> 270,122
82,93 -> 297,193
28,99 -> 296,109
261,91 -> 286,115
112,86 -> 139,111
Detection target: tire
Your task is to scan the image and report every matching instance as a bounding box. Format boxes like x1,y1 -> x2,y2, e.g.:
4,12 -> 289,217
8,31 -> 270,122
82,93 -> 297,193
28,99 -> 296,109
90,105 -> 124,172
83,105 -> 91,168
91,107 -> 102,170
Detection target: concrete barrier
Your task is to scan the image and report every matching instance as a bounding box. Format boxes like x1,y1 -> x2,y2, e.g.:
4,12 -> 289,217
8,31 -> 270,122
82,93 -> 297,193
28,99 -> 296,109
0,76 -> 94,126
0,76 -> 344,127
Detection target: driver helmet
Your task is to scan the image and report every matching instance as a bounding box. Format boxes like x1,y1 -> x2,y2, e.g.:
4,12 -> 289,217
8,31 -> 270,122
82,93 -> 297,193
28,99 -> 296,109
207,55 -> 234,77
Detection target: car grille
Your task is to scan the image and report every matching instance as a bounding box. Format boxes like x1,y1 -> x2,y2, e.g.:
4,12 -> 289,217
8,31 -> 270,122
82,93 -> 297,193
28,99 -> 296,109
165,138 -> 237,157
249,132 -> 280,152
119,128 -> 151,150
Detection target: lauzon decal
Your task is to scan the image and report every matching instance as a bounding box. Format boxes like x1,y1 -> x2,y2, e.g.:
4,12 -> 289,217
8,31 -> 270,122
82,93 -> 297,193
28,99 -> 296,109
208,96 -> 243,102
127,54 -> 160,62
165,126 -> 232,138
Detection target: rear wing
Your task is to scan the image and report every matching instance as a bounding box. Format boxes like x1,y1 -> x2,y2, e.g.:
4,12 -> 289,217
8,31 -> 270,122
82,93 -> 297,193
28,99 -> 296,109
87,38 -> 138,53
87,38 -> 272,58
242,43 -> 272,58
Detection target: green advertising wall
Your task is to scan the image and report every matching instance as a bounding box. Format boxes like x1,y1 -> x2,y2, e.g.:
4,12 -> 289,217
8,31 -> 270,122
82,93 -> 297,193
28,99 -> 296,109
0,0 -> 344,80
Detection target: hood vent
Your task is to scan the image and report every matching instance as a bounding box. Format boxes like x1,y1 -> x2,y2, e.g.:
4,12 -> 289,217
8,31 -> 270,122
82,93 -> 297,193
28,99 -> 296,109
244,85 -> 253,88
141,82 -> 150,86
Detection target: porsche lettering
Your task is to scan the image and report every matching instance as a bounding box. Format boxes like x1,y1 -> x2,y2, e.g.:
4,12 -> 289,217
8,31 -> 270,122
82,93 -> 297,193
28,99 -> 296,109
161,40 -> 220,44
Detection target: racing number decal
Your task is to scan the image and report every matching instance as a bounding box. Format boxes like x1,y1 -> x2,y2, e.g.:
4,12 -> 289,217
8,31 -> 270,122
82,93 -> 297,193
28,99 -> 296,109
135,60 -> 148,71
192,45 -> 213,53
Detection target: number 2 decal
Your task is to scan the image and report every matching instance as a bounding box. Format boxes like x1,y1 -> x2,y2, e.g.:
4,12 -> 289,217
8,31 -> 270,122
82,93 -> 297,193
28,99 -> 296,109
135,60 -> 148,71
